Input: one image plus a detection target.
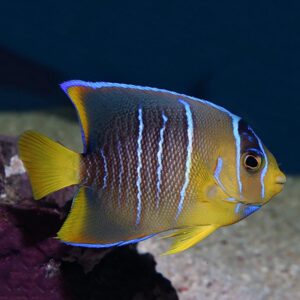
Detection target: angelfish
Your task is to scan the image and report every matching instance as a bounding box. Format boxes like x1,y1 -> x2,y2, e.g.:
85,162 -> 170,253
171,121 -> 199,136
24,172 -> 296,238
18,81 -> 286,255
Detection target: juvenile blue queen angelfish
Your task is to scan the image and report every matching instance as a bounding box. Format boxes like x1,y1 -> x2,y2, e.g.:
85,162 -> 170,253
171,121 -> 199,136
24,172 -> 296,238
18,81 -> 286,255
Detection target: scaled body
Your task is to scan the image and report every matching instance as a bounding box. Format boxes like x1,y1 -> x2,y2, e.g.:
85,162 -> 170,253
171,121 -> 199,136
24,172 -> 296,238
18,81 -> 286,254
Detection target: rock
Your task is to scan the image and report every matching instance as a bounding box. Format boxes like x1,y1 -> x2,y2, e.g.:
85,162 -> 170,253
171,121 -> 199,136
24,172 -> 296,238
0,135 -> 178,300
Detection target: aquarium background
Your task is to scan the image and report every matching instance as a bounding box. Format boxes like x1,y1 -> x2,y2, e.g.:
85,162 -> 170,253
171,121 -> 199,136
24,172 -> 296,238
0,0 -> 299,173
0,2 -> 300,300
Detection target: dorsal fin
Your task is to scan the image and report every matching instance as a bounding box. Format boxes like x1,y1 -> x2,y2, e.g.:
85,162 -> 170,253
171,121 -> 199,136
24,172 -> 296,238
60,80 -> 230,153
61,80 -> 178,153
61,81 -> 92,152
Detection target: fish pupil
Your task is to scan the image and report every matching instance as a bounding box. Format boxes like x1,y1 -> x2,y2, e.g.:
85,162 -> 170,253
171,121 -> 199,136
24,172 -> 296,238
244,154 -> 259,170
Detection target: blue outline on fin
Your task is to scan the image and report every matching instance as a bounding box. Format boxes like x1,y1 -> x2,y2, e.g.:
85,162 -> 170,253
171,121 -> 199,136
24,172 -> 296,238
63,233 -> 156,248
60,80 -> 241,156
60,80 -> 238,116
60,82 -> 88,152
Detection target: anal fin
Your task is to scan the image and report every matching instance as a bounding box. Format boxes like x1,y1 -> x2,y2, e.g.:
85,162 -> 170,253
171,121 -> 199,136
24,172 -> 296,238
57,187 -> 90,244
58,187 -> 157,248
161,225 -> 218,255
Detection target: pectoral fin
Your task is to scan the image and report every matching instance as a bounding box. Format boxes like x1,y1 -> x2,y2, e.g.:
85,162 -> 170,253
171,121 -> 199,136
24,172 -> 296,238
161,225 -> 218,255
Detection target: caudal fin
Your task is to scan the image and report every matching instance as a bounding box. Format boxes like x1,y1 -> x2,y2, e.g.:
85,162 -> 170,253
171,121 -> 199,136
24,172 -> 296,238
18,130 -> 80,199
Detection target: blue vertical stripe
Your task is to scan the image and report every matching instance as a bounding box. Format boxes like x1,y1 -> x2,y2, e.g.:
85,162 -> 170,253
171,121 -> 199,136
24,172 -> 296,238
124,142 -> 131,204
231,116 -> 242,195
214,157 -> 226,192
117,141 -> 124,206
176,99 -> 194,219
257,141 -> 268,199
155,112 -> 168,208
100,148 -> 108,189
136,107 -> 144,225
248,128 -> 268,199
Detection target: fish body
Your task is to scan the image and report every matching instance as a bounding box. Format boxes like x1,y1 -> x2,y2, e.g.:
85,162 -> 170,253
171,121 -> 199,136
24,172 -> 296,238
18,81 -> 286,254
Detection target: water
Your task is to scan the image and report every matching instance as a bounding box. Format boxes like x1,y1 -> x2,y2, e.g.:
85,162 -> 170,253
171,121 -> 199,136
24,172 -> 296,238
0,1 -> 299,173
0,1 -> 299,299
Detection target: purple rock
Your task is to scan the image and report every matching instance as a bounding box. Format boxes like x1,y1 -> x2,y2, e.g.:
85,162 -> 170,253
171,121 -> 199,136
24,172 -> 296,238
0,135 -> 178,300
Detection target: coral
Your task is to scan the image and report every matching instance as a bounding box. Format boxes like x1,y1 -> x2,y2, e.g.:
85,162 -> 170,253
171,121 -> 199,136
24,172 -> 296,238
0,136 -> 178,300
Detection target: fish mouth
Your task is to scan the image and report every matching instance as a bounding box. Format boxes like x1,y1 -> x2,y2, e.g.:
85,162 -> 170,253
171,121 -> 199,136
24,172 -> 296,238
275,174 -> 286,185
273,174 -> 286,196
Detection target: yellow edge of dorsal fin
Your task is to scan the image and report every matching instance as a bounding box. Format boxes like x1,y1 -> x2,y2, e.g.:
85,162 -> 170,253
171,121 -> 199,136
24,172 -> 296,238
61,82 -> 90,151
160,225 -> 218,256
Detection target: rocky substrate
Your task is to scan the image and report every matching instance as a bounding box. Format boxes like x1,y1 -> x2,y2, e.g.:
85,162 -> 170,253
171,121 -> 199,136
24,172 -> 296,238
0,136 -> 178,300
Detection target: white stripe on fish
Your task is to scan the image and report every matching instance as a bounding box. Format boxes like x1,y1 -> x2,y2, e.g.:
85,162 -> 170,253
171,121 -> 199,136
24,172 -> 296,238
231,116 -> 242,195
214,157 -> 226,192
248,127 -> 268,199
176,99 -> 194,219
117,140 -> 124,207
155,112 -> 168,209
124,141 -> 131,206
100,148 -> 108,189
136,106 -> 144,225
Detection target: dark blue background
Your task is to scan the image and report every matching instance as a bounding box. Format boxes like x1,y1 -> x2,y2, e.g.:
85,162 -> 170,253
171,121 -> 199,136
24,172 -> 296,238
0,1 -> 299,173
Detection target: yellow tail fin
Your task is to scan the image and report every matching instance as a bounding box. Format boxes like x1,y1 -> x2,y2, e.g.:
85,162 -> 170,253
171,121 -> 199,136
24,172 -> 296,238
18,130 -> 80,199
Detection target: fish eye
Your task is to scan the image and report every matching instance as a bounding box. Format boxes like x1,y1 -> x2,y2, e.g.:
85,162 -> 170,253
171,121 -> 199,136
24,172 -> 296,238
242,150 -> 262,172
